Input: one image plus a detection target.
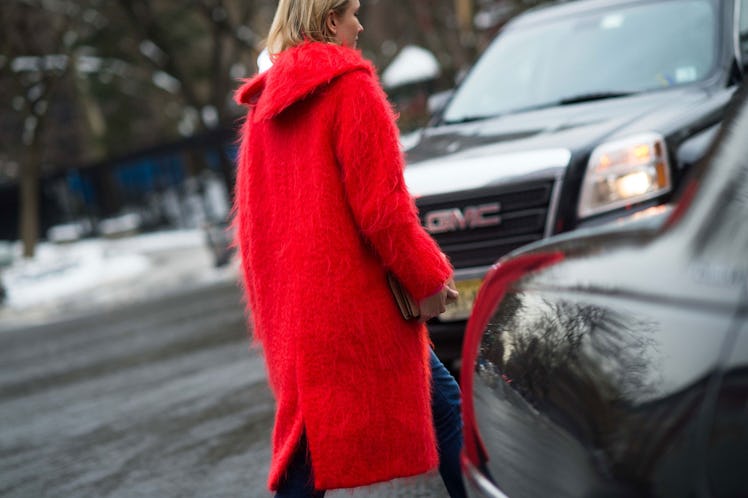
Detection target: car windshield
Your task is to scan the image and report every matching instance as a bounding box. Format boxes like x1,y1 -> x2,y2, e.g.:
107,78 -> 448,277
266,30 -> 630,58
443,0 -> 718,124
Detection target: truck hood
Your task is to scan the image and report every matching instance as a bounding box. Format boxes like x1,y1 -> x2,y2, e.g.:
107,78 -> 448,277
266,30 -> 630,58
404,87 -> 713,197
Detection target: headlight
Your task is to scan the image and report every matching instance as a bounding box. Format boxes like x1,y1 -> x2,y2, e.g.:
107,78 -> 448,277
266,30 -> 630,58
578,133 -> 671,218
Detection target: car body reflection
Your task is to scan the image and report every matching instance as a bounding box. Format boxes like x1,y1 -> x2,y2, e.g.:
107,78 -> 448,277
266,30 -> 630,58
460,86 -> 748,497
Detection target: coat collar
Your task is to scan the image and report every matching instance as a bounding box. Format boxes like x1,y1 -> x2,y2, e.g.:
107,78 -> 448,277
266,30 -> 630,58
234,42 -> 374,121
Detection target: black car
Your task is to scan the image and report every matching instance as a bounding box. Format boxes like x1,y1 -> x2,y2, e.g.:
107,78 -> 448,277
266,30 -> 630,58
404,0 -> 748,367
459,84 -> 748,497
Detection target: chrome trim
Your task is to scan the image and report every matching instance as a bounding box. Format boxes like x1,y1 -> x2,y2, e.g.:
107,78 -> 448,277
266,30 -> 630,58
544,176 -> 564,238
424,203 -> 502,234
405,148 -> 571,197
462,457 -> 510,498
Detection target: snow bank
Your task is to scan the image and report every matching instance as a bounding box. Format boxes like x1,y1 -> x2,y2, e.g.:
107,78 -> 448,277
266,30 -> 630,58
0,230 -> 235,323
381,45 -> 441,89
2,241 -> 150,309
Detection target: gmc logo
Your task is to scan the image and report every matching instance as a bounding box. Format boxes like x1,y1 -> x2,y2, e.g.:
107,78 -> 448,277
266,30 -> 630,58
423,202 -> 502,234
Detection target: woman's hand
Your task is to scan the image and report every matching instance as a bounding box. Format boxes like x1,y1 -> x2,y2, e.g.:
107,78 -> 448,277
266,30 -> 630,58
418,280 -> 459,323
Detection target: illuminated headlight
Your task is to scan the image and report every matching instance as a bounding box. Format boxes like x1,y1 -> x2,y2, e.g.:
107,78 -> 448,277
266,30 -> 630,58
578,133 -> 671,218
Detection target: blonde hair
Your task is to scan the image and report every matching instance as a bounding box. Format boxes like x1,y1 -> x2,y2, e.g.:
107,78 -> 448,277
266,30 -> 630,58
266,0 -> 350,55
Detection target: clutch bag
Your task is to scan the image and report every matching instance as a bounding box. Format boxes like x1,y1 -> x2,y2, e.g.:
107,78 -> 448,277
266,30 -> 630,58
387,272 -> 420,320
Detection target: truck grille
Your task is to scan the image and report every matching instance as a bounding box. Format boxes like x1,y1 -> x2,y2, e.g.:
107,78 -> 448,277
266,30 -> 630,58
416,180 -> 555,268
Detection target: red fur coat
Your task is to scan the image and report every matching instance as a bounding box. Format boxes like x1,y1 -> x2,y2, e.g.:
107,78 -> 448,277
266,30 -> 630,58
233,42 -> 452,491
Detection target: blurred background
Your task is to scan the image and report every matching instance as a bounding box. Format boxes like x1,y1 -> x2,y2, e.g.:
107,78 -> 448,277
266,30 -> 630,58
0,0 -> 558,260
3,2 -> 746,497
1,2 -> 561,497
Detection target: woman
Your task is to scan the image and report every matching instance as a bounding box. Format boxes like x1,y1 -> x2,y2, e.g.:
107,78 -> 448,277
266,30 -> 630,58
233,1 -> 466,496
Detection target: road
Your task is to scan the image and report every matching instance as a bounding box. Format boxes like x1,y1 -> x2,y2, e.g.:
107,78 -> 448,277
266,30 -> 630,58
0,281 -> 448,497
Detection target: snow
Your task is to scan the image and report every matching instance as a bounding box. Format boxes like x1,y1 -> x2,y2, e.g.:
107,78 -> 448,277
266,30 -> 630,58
0,229 -> 238,330
2,241 -> 149,309
381,45 -> 441,89
257,48 -> 272,73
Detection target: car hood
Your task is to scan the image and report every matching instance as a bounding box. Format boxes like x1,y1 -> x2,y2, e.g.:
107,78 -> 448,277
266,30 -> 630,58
404,86 -> 713,197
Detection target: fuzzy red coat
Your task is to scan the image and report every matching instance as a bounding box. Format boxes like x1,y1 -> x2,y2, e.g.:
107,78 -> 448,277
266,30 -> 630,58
233,42 -> 452,491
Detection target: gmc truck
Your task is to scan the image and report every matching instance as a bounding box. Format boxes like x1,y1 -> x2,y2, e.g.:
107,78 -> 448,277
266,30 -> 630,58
403,0 -> 747,367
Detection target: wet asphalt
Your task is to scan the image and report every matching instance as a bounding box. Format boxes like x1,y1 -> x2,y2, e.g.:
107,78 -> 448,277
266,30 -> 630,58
0,281 -> 448,497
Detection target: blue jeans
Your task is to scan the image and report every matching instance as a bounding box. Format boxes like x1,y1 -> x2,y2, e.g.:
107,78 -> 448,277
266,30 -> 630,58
275,349 -> 467,498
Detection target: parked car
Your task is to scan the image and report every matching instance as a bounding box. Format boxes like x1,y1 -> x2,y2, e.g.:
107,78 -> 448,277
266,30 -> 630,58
458,84 -> 748,497
404,0 -> 747,367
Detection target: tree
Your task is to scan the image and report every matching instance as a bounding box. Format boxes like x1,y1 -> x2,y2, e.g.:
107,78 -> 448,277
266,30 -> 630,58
1,0 -> 559,252
0,0 -> 268,252
110,0 -> 267,193
0,1 -> 81,257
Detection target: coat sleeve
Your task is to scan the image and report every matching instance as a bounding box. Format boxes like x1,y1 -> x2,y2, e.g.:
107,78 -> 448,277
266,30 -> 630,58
332,69 -> 452,301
